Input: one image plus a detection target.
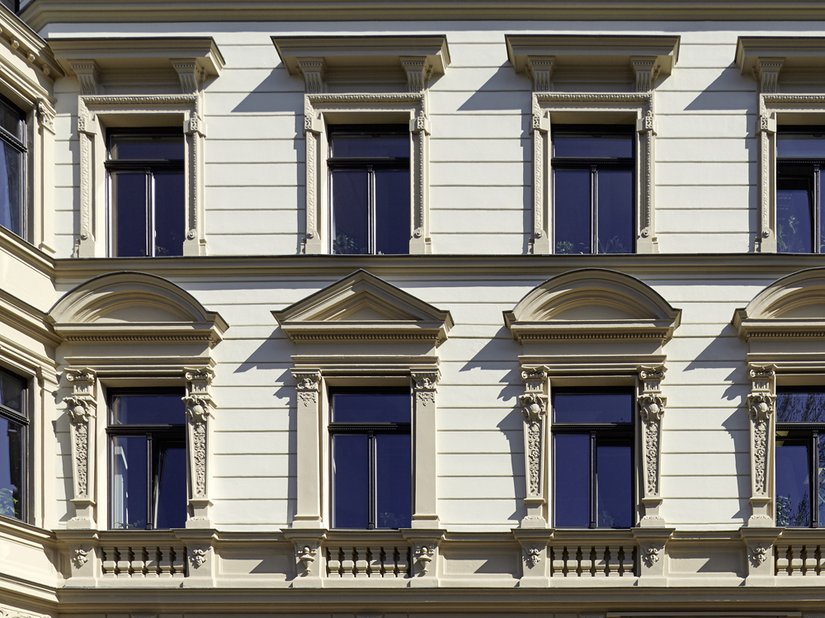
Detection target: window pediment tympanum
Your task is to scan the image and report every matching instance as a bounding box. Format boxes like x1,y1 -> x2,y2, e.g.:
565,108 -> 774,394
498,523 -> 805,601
504,268 -> 681,347
273,269 -> 453,346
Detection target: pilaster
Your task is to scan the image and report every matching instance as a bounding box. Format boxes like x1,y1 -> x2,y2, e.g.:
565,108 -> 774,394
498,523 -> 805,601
64,369 -> 97,529
183,367 -> 214,527
292,369 -> 323,527
638,365 -> 666,527
519,366 -> 548,528
411,369 -> 440,528
747,364 -> 776,527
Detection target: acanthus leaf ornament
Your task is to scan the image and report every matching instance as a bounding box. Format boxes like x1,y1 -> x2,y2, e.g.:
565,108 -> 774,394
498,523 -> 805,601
72,547 -> 89,569
296,545 -> 317,576
188,547 -> 208,569
524,546 -> 542,569
413,545 -> 434,575
642,545 -> 661,568
749,543 -> 771,568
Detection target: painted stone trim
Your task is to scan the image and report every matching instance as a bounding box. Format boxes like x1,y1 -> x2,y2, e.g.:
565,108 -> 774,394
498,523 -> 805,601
519,366 -> 548,527
184,367 -> 215,525
747,364 -> 776,527
638,365 -> 666,526
63,368 -> 97,527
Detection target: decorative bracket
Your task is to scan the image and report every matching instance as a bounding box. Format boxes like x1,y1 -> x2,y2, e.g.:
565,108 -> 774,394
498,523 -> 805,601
184,367 -> 215,527
754,57 -> 784,93
297,58 -> 325,93
519,367 -> 548,528
747,364 -> 776,527
638,365 -> 666,526
631,57 -> 660,92
526,56 -> 554,91
64,369 -> 98,528
69,60 -> 100,95
401,56 -> 430,92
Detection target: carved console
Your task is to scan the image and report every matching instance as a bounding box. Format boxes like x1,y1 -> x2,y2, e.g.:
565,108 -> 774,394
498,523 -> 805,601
184,367 -> 215,527
518,367 -> 548,528
63,369 -> 98,528
638,365 -> 667,527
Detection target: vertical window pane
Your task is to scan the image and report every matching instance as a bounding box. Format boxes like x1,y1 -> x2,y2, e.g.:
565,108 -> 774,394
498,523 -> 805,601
155,444 -> 186,529
332,434 -> 370,528
0,416 -> 23,519
112,436 -> 149,529
376,433 -> 411,528
819,435 -> 825,527
777,176 -> 814,253
0,98 -> 23,140
0,369 -> 25,413
331,169 -> 369,254
777,390 -> 825,424
776,441 -> 811,527
554,168 -> 591,254
597,168 -> 634,254
154,171 -> 185,257
554,433 -> 591,527
113,172 -> 148,257
596,443 -> 632,528
0,141 -> 22,236
375,169 -> 410,254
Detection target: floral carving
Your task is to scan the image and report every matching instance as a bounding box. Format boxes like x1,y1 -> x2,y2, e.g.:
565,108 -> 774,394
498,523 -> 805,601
190,421 -> 208,497
749,544 -> 771,568
642,546 -> 661,568
414,545 -> 434,575
296,545 -> 317,576
188,547 -> 208,569
751,415 -> 769,496
412,371 -> 439,392
72,548 -> 89,569
748,392 -> 774,424
524,546 -> 542,569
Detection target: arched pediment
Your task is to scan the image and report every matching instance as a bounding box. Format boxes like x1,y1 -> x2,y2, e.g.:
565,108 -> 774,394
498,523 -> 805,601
504,269 -> 681,343
734,268 -> 825,339
48,272 -> 227,344
273,270 -> 453,344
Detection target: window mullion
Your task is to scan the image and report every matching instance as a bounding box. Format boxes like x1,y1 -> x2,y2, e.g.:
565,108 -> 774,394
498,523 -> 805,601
146,433 -> 154,530
368,431 -> 376,530
816,166 -> 821,254
590,430 -> 597,529
369,167 -> 376,254
814,430 -> 820,528
590,165 -> 598,254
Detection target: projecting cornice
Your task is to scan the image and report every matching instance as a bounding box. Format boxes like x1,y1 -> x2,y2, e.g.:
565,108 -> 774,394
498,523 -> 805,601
506,34 -> 679,90
736,36 -> 825,90
22,0 -> 825,28
49,37 -> 224,93
0,3 -> 62,81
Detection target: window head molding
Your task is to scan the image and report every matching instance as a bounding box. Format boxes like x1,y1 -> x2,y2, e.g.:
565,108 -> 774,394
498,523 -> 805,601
507,269 -> 678,530
274,269 -> 452,346
507,35 -> 679,254
506,35 -> 680,91
504,268 -> 681,346
50,37 -> 224,95
48,271 -> 227,356
736,37 -> 825,93
273,35 -> 450,93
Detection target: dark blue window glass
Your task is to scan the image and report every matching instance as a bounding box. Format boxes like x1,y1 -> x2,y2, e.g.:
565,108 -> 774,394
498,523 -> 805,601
330,389 -> 411,529
776,439 -> 811,527
552,388 -> 634,529
329,127 -> 410,255
109,391 -> 186,529
0,366 -> 26,521
0,96 -> 25,238
553,127 -> 634,254
107,132 -> 185,257
777,130 -> 825,254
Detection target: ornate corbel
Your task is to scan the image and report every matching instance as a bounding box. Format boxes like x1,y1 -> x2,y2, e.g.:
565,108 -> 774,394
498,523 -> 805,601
638,365 -> 666,526
69,61 -> 99,95
754,58 -> 783,93
183,368 -> 215,526
171,59 -> 207,94
631,57 -> 659,92
747,365 -> 776,526
401,56 -> 430,92
526,56 -> 554,91
297,58 -> 325,93
283,529 -> 326,586
519,367 -> 548,528
64,369 -> 97,528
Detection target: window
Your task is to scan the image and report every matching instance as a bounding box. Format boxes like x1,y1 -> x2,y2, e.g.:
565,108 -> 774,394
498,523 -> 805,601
108,390 -> 186,529
775,388 -> 825,527
0,95 -> 25,239
552,388 -> 635,528
106,130 -> 185,257
328,126 -> 410,255
329,389 -> 411,529
0,367 -> 27,520
776,129 -> 825,253
552,127 -> 634,254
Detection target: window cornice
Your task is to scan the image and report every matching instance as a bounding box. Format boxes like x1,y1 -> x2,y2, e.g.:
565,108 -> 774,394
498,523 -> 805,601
737,36 -> 825,91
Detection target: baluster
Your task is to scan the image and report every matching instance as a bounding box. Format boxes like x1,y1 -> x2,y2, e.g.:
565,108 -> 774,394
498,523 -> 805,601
326,547 -> 341,577
101,545 -> 117,577
368,546 -> 382,577
131,546 -> 146,578
395,546 -> 409,578
575,546 -> 586,577
790,545 -> 804,576
116,546 -> 131,576
341,546 -> 355,578
592,545 -> 607,577
171,546 -> 185,576
157,546 -> 173,577
802,545 -> 817,575
776,545 -> 790,575
144,546 -> 159,577
354,546 -> 367,577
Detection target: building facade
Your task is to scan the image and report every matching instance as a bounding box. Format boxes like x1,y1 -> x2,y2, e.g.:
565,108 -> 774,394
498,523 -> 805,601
2,1 -> 825,616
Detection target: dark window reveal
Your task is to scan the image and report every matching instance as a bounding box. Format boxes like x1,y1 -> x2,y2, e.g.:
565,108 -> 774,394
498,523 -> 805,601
0,367 -> 27,520
552,127 -> 634,254
0,96 -> 25,238
552,388 -> 635,528
108,391 -> 186,529
776,129 -> 825,253
776,388 -> 825,527
329,389 -> 411,529
107,131 -> 185,257
329,127 -> 410,255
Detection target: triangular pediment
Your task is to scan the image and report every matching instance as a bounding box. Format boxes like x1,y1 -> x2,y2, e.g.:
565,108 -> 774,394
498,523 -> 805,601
504,269 -> 681,343
273,270 -> 453,344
